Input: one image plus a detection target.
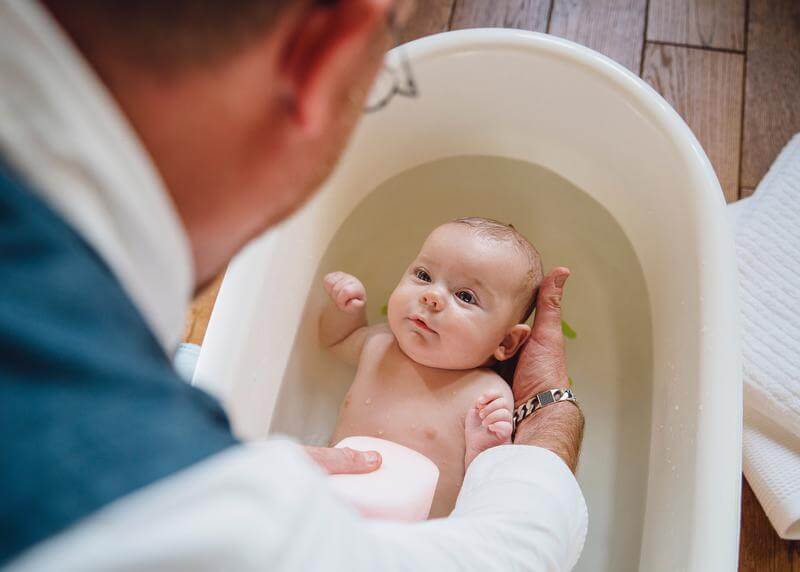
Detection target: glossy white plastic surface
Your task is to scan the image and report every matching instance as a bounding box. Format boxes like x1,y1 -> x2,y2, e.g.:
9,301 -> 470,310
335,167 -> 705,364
194,30 -> 742,571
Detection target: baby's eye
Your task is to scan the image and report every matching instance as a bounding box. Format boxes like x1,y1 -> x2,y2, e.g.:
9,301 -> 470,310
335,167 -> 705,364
456,290 -> 476,304
415,269 -> 431,282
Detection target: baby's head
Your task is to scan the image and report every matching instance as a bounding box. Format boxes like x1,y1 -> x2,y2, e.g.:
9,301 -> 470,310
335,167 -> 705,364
387,217 -> 544,370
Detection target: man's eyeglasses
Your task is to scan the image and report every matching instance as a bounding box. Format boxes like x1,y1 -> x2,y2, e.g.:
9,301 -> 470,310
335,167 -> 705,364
363,9 -> 418,113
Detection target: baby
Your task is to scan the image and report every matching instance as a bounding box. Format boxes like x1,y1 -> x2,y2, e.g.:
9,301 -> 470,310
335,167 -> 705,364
320,217 -> 544,518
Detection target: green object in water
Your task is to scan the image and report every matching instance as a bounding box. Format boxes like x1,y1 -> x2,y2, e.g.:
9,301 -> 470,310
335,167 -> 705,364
561,319 -> 577,339
380,304 -> 388,316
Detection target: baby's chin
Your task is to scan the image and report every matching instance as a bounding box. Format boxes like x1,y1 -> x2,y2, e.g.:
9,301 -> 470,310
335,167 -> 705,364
392,327 -> 479,371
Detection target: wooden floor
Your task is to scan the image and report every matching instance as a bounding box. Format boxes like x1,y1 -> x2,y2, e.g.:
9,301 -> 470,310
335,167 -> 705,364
184,1 -> 800,569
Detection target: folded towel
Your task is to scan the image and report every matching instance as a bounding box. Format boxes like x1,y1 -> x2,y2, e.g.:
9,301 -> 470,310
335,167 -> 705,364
742,408 -> 800,539
731,133 -> 800,540
735,133 -> 800,439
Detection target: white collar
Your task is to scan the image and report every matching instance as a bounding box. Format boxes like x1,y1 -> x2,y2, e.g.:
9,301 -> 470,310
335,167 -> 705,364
0,0 -> 194,353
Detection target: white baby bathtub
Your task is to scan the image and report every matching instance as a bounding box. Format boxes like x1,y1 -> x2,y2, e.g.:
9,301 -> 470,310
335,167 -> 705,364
193,30 -> 742,571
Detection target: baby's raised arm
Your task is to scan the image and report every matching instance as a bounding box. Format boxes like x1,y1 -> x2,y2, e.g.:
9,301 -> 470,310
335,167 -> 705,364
319,271 -> 375,366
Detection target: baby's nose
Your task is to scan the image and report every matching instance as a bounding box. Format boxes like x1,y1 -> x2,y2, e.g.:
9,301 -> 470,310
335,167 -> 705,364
420,290 -> 444,311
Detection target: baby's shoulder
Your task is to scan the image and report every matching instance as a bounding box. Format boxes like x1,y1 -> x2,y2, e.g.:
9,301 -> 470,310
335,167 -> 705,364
457,368 -> 514,403
356,322 -> 395,362
361,322 -> 394,349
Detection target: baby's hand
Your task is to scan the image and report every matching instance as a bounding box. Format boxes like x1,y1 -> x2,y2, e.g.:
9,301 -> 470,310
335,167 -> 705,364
464,389 -> 513,468
323,271 -> 366,314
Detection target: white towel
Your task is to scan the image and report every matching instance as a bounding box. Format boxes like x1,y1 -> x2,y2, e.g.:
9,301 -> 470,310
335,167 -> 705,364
731,133 -> 800,540
736,133 -> 800,435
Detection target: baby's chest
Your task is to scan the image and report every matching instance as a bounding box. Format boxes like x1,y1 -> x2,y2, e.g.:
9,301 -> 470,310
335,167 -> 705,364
339,355 -> 468,443
342,378 -> 460,433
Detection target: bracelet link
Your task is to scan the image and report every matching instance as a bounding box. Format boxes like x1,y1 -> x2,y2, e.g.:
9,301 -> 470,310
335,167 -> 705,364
512,388 -> 577,434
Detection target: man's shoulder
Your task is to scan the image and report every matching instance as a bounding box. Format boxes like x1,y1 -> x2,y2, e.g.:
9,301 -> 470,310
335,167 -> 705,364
0,159 -> 163,361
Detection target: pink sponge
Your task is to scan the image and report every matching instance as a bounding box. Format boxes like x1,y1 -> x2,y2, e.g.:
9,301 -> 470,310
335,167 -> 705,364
328,436 -> 440,521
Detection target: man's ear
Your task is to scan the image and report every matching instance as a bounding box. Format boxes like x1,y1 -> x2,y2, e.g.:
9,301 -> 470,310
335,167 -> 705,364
493,324 -> 532,362
279,0 -> 391,135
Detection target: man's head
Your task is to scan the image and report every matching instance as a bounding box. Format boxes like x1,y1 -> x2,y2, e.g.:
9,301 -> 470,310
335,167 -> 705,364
44,0 -> 398,287
387,217 -> 544,370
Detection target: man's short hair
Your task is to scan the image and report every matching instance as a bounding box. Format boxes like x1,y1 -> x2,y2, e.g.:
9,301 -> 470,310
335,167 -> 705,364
44,0 -> 302,70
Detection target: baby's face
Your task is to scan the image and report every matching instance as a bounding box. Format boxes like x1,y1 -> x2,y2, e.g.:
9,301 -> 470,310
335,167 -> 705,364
387,223 -> 529,370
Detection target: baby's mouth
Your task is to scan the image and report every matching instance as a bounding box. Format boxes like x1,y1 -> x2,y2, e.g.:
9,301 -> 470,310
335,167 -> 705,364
409,315 -> 436,334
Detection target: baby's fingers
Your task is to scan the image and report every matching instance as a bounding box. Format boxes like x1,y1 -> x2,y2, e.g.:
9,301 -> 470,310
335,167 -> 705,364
335,282 -> 365,310
487,421 -> 513,440
477,396 -> 511,420
481,407 -> 512,428
323,272 -> 347,293
475,389 -> 504,408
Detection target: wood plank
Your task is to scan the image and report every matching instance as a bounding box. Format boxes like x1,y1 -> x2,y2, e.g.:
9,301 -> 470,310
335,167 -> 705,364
740,0 -> 800,189
548,0 -> 647,73
647,0 -> 746,51
641,43 -> 744,203
398,0 -> 455,44
450,0 -> 550,32
739,477 -> 800,571
740,186 -> 755,199
182,272 -> 224,345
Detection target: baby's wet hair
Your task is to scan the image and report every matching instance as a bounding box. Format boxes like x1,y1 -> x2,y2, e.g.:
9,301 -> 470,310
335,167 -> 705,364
451,216 -> 544,324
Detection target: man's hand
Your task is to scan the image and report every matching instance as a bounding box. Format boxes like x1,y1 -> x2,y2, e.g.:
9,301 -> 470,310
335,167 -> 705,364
512,267 -> 584,473
512,267 -> 571,406
304,445 -> 382,474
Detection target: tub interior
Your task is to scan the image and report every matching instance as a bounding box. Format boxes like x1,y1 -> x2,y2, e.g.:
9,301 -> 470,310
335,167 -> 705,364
195,30 -> 741,571
269,155 -> 653,571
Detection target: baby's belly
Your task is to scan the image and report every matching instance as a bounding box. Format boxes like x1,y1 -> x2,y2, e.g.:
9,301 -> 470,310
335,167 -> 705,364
332,397 -> 467,518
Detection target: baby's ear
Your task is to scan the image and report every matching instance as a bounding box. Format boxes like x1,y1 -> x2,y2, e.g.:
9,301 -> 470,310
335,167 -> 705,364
493,324 -> 532,361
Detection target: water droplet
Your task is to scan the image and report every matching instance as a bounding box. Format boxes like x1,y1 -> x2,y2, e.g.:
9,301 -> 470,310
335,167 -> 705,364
674,405 -> 679,411
700,326 -> 707,333
364,398 -> 372,405
378,430 -> 384,436
659,424 -> 664,430
698,404 -> 703,412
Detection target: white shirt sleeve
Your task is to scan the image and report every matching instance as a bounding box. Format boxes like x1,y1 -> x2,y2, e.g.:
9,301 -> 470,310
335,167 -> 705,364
9,439 -> 587,572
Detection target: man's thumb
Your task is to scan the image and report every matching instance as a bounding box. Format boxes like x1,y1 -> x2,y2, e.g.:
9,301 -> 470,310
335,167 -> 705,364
533,267 -> 570,333
306,446 -> 382,475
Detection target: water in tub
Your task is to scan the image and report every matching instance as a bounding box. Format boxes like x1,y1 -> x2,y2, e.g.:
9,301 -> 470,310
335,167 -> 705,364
270,156 -> 653,572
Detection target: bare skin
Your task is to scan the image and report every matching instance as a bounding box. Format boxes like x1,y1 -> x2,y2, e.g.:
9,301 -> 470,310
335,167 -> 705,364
48,0 -> 583,476
323,224 -> 536,516
512,268 -> 584,472
330,331 -> 511,517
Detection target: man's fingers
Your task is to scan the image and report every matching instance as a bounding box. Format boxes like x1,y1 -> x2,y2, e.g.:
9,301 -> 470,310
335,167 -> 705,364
304,446 -> 382,475
532,267 -> 570,338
